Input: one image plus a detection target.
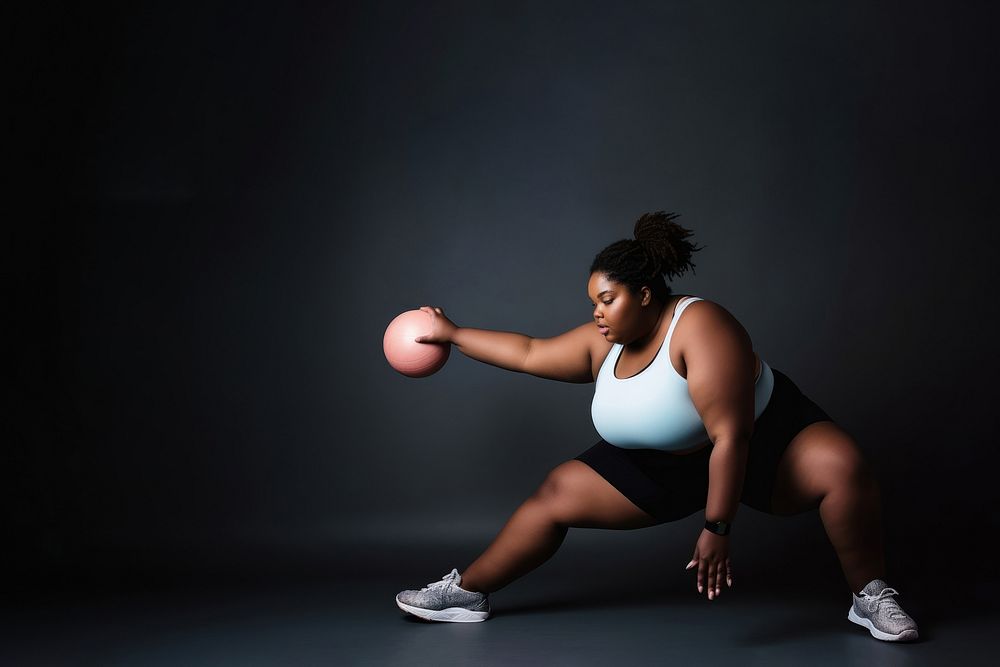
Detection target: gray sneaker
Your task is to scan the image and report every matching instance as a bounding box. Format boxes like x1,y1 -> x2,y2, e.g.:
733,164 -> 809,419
396,568 -> 492,622
848,578 -> 919,641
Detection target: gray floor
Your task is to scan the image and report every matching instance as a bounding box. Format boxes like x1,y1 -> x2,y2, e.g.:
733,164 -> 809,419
4,531 -> 995,666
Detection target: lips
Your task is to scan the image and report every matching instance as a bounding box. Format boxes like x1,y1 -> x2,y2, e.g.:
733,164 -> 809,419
597,325 -> 609,334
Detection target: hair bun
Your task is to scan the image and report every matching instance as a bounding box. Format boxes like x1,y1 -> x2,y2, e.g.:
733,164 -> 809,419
632,211 -> 704,281
588,211 -> 705,299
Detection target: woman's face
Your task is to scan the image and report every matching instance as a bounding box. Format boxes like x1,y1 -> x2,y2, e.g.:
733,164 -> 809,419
587,272 -> 652,344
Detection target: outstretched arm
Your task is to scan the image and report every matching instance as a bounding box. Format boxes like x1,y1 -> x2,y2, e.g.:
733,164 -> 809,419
452,326 -> 533,373
415,305 -> 533,373
416,306 -> 596,382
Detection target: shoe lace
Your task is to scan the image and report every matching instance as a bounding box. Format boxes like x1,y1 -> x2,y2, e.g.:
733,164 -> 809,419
862,587 -> 907,618
420,571 -> 459,592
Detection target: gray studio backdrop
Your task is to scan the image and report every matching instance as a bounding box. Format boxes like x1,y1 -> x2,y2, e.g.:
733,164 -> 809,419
29,1 -> 997,595
332,2 -> 996,593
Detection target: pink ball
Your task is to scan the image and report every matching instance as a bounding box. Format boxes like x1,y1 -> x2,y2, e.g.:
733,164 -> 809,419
383,309 -> 451,378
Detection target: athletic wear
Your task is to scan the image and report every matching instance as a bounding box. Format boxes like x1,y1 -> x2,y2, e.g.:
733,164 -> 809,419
591,296 -> 775,452
848,578 -> 919,641
396,568 -> 492,622
576,367 -> 833,520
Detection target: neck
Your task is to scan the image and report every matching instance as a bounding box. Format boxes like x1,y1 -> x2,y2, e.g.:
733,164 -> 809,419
627,297 -> 671,349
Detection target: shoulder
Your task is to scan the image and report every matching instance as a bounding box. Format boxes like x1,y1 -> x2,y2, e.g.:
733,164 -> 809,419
676,297 -> 752,350
556,321 -> 615,359
585,320 -> 615,355
574,320 -> 615,375
679,296 -> 741,327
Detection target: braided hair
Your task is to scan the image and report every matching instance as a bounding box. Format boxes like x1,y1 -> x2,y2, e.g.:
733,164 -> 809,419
589,211 -> 706,303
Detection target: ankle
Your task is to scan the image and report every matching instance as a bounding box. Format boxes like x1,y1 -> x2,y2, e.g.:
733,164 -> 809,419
458,575 -> 484,595
851,574 -> 887,596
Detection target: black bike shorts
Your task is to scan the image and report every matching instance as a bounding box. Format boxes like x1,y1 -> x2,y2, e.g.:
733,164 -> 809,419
574,367 -> 833,522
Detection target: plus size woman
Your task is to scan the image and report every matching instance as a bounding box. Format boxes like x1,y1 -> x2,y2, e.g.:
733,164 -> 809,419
394,211 -> 919,642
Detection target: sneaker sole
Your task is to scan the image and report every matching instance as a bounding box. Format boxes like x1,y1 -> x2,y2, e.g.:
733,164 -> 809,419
396,596 -> 491,622
848,606 -> 918,641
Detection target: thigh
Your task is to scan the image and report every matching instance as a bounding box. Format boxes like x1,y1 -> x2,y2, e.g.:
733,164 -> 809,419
574,439 -> 709,523
769,420 -> 871,516
533,460 -> 663,529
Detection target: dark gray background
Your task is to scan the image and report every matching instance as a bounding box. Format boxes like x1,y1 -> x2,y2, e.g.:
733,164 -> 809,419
9,0 -> 999,608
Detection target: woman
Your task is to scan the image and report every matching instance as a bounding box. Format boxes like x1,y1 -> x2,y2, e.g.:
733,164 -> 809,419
394,212 -> 919,642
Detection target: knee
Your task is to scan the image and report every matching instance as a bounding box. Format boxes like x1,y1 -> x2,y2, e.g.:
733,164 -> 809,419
530,461 -> 592,523
828,440 -> 879,494
532,461 -> 579,504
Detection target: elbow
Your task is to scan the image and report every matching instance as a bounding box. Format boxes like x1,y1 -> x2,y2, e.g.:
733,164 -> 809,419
709,433 -> 752,448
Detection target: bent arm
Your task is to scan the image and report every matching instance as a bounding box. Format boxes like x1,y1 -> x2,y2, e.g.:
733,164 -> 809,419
451,327 -> 532,373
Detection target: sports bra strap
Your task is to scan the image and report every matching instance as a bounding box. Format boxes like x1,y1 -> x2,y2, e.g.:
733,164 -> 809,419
665,296 -> 703,341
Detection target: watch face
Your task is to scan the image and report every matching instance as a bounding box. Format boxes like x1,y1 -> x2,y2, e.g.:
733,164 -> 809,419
706,520 -> 730,534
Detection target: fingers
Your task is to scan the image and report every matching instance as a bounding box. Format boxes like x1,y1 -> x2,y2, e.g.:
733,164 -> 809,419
691,560 -> 731,600
688,547 -> 733,600
687,550 -> 700,593
707,562 -> 716,600
699,561 -> 727,600
415,306 -> 441,343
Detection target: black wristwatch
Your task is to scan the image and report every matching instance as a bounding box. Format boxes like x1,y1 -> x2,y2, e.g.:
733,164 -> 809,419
704,519 -> 732,536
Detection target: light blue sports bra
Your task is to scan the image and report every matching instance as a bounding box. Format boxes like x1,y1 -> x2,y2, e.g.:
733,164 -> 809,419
591,296 -> 775,451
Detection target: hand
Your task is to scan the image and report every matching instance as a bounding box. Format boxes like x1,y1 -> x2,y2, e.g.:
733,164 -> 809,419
685,529 -> 733,601
414,306 -> 458,345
